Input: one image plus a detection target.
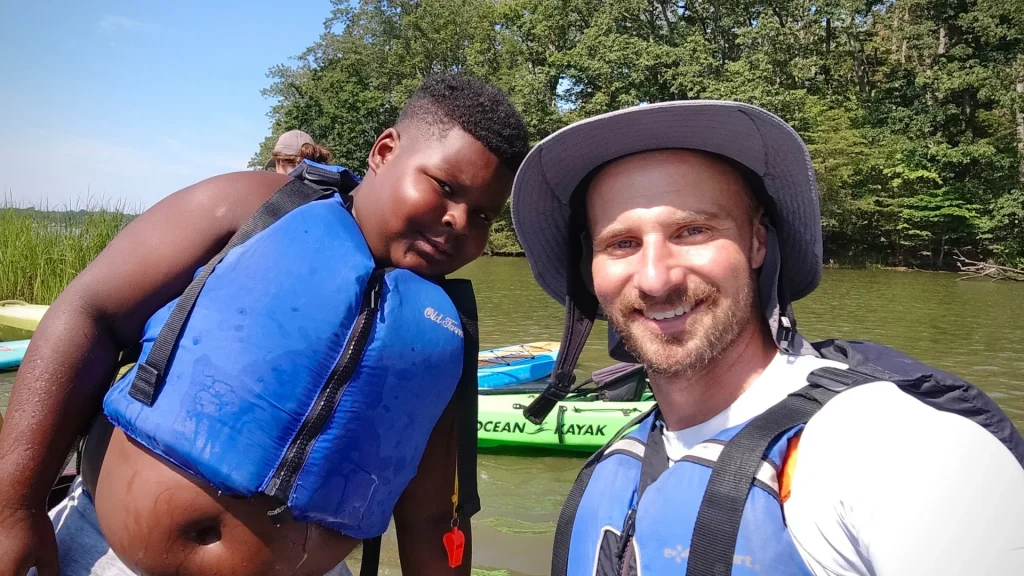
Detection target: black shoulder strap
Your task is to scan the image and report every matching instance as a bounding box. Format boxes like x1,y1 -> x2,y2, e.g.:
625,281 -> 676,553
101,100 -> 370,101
637,424 -> 669,500
443,278 -> 482,519
685,384 -> 840,576
128,179 -> 328,405
359,536 -> 382,576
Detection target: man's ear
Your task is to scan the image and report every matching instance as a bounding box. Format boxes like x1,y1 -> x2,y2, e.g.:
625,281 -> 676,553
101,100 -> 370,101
751,212 -> 768,269
367,127 -> 400,175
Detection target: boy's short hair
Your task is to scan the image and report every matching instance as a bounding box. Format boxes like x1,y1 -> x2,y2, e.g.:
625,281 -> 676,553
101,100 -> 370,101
397,74 -> 529,173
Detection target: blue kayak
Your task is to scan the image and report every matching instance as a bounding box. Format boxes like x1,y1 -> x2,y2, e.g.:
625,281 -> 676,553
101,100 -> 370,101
0,338 -> 560,388
0,339 -> 29,371
477,342 -> 559,389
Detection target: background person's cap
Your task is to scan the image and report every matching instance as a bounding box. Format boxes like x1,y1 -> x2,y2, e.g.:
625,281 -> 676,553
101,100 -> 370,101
274,129 -> 315,155
511,100 -> 824,312
264,129 -> 315,169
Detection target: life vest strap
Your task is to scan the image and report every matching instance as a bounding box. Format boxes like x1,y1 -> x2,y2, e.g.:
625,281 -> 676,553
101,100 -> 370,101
442,278 -> 482,519
359,536 -> 382,576
551,407 -> 658,576
680,441 -> 783,501
685,384 -> 838,576
637,425 -> 668,501
602,436 -> 646,462
128,179 -> 329,406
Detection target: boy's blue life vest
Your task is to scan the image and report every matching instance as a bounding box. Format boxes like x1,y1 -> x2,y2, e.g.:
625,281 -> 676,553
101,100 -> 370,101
551,339 -> 1024,576
102,171 -> 477,539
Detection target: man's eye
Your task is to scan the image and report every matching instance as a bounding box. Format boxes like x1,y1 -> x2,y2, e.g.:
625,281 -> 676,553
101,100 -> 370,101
681,226 -> 709,237
610,239 -> 637,250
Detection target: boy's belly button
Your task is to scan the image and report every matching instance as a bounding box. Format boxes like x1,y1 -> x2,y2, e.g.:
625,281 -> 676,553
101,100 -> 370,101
93,428 -> 356,575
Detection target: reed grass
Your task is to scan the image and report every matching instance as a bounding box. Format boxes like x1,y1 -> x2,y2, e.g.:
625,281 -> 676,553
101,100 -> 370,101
0,193 -> 527,305
0,196 -> 135,304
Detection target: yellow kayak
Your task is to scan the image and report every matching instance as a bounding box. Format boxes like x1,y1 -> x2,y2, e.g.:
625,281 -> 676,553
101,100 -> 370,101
0,301 -> 48,341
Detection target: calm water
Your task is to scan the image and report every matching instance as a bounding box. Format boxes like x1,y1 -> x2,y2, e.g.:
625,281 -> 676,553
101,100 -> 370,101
2,258 -> 1023,575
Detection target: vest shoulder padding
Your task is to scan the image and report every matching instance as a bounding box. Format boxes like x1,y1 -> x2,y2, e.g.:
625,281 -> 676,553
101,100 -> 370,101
812,338 -> 1024,466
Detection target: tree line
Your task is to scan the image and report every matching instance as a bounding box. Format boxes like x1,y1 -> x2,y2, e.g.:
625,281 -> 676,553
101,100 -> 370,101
250,0 -> 1024,269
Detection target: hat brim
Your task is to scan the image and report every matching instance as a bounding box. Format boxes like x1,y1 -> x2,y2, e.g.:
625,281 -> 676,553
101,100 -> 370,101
511,100 -> 823,310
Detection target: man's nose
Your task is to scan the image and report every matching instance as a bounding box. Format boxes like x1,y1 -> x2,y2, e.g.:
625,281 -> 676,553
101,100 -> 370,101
633,237 -> 684,298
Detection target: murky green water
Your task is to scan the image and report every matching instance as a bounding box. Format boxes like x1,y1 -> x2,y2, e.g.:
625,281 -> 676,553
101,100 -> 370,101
2,258 -> 1023,575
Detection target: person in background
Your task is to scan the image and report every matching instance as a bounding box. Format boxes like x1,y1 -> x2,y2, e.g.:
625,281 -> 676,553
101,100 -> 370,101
265,129 -> 333,174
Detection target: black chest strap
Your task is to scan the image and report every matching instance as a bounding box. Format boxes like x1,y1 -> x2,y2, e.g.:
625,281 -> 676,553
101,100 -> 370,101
548,365 -> 884,576
128,179 -> 331,405
685,368 -> 878,576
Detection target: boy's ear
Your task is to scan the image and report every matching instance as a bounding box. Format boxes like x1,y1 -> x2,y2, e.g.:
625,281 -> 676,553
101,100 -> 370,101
367,128 -> 400,175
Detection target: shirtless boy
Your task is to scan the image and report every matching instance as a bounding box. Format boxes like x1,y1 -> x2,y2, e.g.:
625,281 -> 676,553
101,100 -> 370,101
0,74 -> 528,576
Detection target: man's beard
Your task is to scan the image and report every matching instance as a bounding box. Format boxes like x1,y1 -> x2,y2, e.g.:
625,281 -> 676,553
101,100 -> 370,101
602,277 -> 758,377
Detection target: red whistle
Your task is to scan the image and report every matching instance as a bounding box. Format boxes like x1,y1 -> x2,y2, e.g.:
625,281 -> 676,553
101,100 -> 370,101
442,525 -> 465,568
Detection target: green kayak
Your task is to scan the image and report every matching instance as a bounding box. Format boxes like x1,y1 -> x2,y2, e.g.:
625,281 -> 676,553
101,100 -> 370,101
477,362 -> 654,453
478,392 -> 654,453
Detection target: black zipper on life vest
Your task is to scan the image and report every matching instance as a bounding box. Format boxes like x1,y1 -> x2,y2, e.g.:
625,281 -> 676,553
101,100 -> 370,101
616,508 -> 637,574
264,268 -> 385,514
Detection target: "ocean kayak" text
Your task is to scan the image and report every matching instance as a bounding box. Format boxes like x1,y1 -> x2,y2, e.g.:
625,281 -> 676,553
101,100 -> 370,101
478,420 -> 608,436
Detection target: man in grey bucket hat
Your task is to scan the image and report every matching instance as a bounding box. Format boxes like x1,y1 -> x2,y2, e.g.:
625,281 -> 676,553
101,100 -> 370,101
512,101 -> 1024,576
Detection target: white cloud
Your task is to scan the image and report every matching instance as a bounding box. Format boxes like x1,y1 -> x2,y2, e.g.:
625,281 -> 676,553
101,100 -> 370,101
98,15 -> 144,34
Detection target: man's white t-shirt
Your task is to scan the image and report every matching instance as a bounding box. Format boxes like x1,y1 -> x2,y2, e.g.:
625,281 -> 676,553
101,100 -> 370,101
660,352 -> 1024,576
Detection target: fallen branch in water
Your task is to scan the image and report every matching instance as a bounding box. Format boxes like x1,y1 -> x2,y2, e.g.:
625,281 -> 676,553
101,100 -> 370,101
954,251 -> 1024,282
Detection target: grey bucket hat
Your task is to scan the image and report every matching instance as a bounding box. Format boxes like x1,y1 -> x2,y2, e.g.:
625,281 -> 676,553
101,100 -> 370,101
511,100 -> 824,422
511,99 -> 823,311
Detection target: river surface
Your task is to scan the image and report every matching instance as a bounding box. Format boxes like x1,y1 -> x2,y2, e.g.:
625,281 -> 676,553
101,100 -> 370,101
2,257 -> 1023,575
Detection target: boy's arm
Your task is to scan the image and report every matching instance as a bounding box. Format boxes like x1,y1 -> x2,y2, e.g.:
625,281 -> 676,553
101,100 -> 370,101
0,171 -> 290,576
393,399 -> 472,576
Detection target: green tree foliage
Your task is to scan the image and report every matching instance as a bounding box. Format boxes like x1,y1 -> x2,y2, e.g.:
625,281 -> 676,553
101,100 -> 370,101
251,0 -> 1024,267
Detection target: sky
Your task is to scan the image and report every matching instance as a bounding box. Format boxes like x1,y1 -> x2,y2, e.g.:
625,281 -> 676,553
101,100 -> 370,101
0,0 -> 335,210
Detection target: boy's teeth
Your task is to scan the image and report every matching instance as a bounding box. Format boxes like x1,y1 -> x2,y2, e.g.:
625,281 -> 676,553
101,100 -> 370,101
643,304 -> 692,321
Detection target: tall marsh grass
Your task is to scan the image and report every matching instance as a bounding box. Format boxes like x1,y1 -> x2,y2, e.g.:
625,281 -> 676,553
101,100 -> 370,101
0,198 -> 135,304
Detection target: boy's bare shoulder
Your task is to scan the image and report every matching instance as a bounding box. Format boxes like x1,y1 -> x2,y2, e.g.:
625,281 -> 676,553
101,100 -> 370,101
61,170 -> 295,337
167,170 -> 292,225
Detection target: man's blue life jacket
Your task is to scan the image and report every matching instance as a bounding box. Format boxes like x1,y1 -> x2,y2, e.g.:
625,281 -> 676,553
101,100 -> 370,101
550,339 -> 1024,576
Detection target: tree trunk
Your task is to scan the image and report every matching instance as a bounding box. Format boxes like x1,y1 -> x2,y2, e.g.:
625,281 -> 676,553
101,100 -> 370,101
826,17 -> 832,56
848,23 -> 869,95
894,6 -> 907,64
938,25 -> 947,55
1017,76 -> 1024,183
824,17 -> 832,86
